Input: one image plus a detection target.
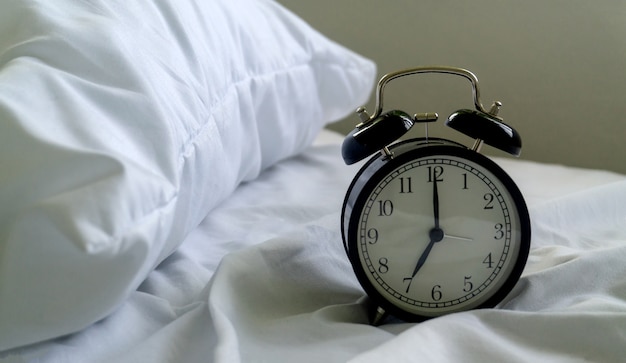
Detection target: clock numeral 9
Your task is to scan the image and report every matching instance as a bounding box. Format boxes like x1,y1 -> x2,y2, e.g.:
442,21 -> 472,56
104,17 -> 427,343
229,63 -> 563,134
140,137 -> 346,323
367,228 -> 379,244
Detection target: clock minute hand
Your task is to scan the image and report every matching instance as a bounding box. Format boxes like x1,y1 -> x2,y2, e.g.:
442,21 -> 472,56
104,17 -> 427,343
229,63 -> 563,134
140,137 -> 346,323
433,175 -> 440,229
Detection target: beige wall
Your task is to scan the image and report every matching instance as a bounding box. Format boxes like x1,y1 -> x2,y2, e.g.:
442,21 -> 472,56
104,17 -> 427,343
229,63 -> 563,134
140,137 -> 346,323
279,0 -> 626,174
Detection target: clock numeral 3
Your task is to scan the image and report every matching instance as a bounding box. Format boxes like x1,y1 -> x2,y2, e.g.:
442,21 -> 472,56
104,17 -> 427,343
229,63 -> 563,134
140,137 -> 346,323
494,223 -> 505,240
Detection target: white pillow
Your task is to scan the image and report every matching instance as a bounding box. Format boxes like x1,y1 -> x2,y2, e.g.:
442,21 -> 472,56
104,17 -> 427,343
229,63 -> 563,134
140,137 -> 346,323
0,0 -> 375,349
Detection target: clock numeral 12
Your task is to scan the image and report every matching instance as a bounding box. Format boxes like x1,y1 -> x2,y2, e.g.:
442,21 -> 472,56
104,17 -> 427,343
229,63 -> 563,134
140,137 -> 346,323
427,166 -> 444,183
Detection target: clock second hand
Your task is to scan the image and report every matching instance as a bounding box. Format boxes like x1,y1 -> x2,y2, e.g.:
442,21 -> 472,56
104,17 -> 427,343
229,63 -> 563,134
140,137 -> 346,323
444,234 -> 473,241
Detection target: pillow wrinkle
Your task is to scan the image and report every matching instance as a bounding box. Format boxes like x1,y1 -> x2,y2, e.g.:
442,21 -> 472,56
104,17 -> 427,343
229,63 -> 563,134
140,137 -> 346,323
1,61 -> 178,192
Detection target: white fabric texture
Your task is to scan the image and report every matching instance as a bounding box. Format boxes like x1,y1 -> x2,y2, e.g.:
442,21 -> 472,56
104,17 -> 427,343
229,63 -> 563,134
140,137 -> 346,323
0,0 -> 375,349
2,130 -> 625,362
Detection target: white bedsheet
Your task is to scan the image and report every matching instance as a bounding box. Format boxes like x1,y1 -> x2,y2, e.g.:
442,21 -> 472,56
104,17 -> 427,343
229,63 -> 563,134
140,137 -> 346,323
2,130 -> 626,362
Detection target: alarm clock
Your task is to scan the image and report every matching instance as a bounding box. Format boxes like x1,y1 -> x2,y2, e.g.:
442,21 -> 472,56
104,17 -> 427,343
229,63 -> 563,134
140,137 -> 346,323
340,66 -> 531,325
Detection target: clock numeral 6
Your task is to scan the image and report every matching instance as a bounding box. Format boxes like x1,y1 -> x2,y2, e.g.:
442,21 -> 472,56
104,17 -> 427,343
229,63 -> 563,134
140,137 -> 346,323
431,284 -> 443,301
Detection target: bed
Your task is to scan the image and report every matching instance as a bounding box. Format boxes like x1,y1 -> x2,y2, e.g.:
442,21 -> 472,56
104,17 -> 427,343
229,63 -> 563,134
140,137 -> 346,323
1,1 -> 626,362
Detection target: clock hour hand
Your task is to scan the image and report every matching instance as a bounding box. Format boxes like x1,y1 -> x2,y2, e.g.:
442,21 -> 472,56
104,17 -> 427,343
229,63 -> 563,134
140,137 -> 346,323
405,228 -> 445,294
409,228 -> 444,278
409,235 -> 436,279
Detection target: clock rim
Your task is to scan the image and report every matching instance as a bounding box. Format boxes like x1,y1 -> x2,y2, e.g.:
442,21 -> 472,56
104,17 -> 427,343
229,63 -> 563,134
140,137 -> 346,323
341,138 -> 531,322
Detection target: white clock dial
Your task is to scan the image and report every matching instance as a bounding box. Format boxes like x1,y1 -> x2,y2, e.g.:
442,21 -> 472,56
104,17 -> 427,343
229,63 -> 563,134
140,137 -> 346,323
345,145 -> 529,319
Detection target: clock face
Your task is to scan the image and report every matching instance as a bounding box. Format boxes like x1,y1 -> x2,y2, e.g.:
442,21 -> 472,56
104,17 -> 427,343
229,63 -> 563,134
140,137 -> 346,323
344,143 -> 530,320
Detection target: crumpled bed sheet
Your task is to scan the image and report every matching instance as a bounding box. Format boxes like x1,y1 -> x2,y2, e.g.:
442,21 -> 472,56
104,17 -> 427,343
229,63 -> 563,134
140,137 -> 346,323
2,131 -> 626,363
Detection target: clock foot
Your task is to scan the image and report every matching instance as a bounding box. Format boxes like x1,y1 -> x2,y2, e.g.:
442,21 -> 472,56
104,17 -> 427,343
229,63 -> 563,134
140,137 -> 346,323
370,306 -> 388,326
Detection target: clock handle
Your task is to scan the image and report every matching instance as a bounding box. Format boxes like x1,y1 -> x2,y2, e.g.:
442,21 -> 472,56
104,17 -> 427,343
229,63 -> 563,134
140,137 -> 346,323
342,66 -> 522,164
361,66 -> 491,126
342,66 -> 475,165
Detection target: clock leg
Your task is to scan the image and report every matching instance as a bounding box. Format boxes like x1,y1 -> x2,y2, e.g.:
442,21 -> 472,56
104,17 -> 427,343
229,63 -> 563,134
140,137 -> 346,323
370,305 -> 388,326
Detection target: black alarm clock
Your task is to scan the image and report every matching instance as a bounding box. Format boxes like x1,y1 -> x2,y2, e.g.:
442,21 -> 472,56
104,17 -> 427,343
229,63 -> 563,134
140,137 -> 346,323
340,66 -> 531,325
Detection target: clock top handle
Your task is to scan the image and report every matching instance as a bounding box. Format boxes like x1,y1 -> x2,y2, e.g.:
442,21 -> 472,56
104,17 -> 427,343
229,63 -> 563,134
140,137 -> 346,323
371,66 -> 522,156
342,66 -> 523,164
365,66 -> 489,122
